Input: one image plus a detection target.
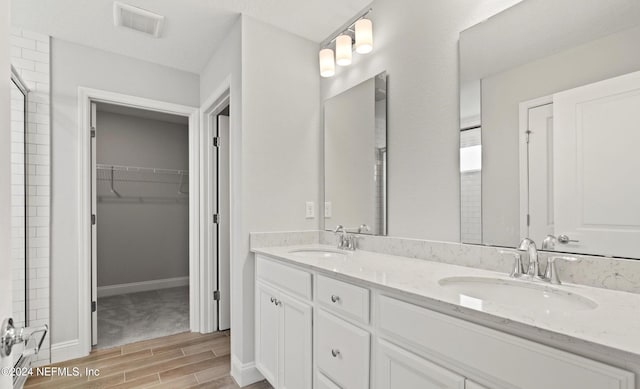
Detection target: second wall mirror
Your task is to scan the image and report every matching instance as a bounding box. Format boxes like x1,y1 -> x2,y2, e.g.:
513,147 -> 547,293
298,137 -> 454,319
324,72 -> 388,236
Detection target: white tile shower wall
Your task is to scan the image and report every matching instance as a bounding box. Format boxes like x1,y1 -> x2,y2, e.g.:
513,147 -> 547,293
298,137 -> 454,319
460,128 -> 482,244
10,28 -> 50,366
460,171 -> 481,243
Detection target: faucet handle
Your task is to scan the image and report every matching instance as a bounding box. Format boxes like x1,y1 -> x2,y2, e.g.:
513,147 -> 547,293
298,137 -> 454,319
358,224 -> 370,234
544,256 -> 578,285
541,235 -> 557,250
499,250 -> 524,278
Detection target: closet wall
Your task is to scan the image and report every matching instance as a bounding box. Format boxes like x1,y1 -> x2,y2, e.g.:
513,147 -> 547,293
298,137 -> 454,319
96,107 -> 189,294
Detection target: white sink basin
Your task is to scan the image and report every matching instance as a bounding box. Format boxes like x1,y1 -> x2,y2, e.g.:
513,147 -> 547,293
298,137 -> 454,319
288,248 -> 347,259
438,276 -> 598,315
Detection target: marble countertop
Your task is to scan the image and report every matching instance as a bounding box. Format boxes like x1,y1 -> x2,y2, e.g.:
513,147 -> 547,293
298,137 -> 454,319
252,244 -> 640,357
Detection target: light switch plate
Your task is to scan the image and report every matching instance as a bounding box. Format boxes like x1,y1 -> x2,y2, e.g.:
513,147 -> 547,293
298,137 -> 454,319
305,201 -> 315,218
324,202 -> 332,218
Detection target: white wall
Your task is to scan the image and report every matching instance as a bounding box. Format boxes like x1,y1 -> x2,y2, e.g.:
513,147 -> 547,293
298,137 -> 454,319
199,15 -> 321,382
1,0 -> 13,386
50,39 -> 199,351
481,25 -> 640,247
242,14 -> 320,371
199,16 -> 246,377
320,0 -> 523,242
96,111 -> 189,288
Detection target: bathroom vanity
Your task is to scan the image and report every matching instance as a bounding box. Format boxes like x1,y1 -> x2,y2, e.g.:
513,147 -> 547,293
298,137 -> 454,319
252,244 -> 637,389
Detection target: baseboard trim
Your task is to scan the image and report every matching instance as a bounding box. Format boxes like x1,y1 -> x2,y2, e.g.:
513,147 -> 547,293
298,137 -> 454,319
97,276 -> 189,297
51,339 -> 86,364
231,354 -> 264,387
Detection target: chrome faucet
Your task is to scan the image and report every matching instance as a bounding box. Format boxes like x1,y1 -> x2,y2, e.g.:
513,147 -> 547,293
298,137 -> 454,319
518,238 -> 542,279
334,224 -> 368,251
334,225 -> 354,250
517,237 -> 579,284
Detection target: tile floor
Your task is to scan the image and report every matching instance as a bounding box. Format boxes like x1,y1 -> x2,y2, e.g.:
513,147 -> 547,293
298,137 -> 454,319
24,331 -> 272,388
97,287 -> 190,349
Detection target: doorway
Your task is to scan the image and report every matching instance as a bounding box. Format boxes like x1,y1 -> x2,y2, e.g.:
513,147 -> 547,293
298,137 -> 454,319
200,88 -> 232,335
91,102 -> 191,348
78,88 -> 203,354
78,87 -> 232,354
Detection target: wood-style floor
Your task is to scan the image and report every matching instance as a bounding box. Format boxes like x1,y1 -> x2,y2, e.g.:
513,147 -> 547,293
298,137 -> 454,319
24,331 -> 272,389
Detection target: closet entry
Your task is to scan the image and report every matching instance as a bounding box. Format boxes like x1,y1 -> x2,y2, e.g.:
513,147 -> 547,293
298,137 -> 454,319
90,102 -> 191,348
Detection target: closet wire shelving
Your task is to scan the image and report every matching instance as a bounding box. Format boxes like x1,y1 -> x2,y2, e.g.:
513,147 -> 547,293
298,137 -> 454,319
96,164 -> 189,203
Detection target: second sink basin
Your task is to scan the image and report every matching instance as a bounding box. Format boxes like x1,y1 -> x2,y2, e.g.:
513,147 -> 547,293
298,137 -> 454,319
289,248 -> 347,259
438,276 -> 598,315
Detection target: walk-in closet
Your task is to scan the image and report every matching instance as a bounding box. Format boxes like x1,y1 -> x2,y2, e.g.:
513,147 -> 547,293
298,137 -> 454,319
93,103 -> 190,349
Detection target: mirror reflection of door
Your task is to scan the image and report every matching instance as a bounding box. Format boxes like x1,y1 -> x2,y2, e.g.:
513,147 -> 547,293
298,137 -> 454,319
520,101 -> 554,245
553,71 -> 640,258
10,72 -> 28,367
520,70 -> 640,258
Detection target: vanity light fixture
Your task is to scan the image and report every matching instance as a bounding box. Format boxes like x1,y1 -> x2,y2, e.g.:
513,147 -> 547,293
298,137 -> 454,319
319,48 -> 336,78
335,35 -> 353,66
318,8 -> 373,77
355,18 -> 373,54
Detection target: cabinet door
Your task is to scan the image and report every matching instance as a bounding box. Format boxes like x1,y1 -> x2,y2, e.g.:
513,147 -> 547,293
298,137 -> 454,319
279,294 -> 312,389
256,282 -> 280,386
376,339 -> 465,389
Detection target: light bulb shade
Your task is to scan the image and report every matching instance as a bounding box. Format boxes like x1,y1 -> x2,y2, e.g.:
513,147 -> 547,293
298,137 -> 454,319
319,48 -> 335,78
355,18 -> 373,54
335,35 -> 352,66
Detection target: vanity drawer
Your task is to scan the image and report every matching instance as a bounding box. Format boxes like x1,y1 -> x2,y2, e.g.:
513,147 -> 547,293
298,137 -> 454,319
316,309 -> 370,389
256,255 -> 312,300
316,275 -> 370,324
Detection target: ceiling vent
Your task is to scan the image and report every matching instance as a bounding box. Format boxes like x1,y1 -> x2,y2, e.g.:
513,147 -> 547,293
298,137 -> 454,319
113,2 -> 164,38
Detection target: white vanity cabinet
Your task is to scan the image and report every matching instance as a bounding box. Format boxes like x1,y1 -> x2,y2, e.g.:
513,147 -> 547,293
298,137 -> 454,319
254,254 -> 635,389
255,257 -> 313,389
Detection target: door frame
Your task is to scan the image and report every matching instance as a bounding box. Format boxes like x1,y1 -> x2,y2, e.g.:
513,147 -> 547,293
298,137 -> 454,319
77,87 -> 202,354
200,81 -> 231,333
518,94 -> 553,241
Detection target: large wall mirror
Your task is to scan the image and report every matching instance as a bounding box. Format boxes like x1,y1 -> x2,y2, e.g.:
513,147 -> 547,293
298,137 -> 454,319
459,0 -> 640,259
324,72 -> 387,235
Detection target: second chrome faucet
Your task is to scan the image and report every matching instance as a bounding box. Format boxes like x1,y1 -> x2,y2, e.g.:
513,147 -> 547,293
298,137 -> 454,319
505,237 -> 577,285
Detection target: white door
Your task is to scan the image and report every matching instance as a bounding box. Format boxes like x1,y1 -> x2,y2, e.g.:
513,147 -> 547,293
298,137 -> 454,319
527,103 -> 555,244
375,339 -> 465,389
279,294 -> 312,389
554,70 -> 640,258
255,282 -> 279,387
216,115 -> 230,331
90,102 -> 98,346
